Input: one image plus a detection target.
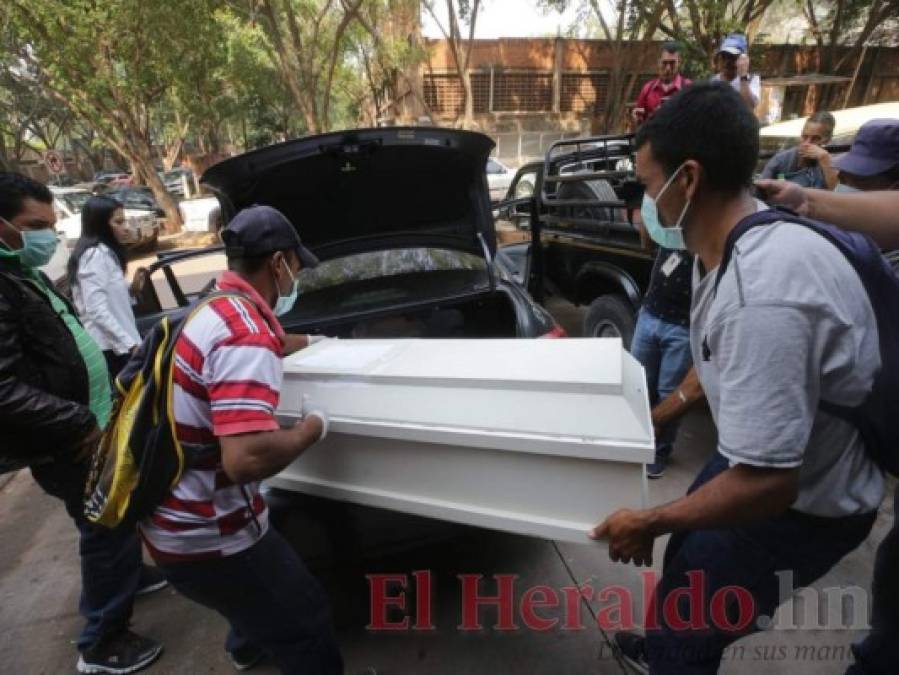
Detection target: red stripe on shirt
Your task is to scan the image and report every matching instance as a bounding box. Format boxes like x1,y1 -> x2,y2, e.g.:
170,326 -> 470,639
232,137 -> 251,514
174,422 -> 216,445
210,297 -> 261,337
173,366 -> 210,402
211,333 -> 282,358
208,380 -> 279,407
175,334 -> 206,374
217,505 -> 258,536
159,494 -> 216,518
151,512 -> 208,532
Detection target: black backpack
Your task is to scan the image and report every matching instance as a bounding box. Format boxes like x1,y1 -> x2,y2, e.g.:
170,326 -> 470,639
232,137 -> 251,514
84,291 -> 244,527
716,208 -> 899,476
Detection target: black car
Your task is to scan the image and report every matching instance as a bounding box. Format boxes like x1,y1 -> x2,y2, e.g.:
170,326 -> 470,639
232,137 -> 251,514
495,134 -> 652,345
131,127 -> 562,341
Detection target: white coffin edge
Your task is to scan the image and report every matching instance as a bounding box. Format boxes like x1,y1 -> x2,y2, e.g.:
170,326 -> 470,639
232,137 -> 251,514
271,339 -> 653,544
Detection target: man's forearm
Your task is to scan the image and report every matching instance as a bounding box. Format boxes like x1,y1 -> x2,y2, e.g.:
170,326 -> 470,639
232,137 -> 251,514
806,190 -> 899,249
282,333 -> 310,356
221,416 -> 324,483
652,366 -> 704,427
739,81 -> 755,109
646,464 -> 799,537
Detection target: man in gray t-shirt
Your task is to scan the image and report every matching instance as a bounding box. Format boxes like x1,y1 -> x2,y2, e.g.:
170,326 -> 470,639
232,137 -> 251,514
588,83 -> 882,675
759,112 -> 837,190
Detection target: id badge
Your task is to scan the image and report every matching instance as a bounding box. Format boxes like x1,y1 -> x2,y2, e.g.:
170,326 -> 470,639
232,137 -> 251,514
661,252 -> 681,277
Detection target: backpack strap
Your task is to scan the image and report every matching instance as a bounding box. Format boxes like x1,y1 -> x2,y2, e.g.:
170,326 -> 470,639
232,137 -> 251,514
711,206 -> 881,430
713,207 -> 801,294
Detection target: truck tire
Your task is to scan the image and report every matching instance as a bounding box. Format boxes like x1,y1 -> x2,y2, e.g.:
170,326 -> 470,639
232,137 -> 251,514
583,295 -> 636,347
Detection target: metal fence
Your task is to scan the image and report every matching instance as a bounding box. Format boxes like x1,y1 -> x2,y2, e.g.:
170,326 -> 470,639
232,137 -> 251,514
490,130 -> 590,168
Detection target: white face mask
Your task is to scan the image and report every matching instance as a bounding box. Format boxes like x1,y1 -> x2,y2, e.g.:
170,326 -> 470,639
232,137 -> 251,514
639,162 -> 692,250
273,258 -> 299,316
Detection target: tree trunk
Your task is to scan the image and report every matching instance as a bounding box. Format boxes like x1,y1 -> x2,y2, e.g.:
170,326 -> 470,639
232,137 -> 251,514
130,147 -> 182,231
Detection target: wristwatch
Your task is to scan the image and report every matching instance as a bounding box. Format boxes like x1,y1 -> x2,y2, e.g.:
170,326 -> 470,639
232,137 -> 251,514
740,74 -> 751,82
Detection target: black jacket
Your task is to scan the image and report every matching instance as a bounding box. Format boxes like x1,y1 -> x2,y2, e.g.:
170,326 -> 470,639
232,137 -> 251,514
0,257 -> 96,472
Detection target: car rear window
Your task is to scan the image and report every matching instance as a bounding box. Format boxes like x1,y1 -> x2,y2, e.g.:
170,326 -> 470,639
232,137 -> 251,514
297,248 -> 486,295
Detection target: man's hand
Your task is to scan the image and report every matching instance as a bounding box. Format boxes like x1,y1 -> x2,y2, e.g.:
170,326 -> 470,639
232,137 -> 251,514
737,54 -> 750,78
73,425 -> 103,464
589,508 -> 657,567
755,178 -> 809,215
798,143 -> 829,164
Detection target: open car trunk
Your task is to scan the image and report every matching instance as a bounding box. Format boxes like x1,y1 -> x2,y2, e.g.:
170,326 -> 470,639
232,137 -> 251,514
286,287 -> 520,340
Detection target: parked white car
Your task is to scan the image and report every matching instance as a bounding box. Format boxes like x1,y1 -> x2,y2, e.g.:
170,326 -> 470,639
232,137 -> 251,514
486,157 -> 514,202
51,187 -> 159,248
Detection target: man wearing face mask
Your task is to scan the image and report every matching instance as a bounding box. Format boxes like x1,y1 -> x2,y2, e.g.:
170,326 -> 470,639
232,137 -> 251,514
631,209 -> 695,479
141,205 -> 342,674
588,84 -> 883,674
0,172 -> 164,674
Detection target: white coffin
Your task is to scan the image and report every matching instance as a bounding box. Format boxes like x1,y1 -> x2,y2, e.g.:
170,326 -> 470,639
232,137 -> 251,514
271,338 -> 653,544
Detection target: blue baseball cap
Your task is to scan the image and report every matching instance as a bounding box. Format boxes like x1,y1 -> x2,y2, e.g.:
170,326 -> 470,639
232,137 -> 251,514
717,33 -> 748,56
221,205 -> 319,268
833,119 -> 899,177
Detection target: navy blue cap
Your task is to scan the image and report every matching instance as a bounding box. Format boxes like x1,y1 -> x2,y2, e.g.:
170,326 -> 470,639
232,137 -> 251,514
718,33 -> 748,56
221,205 -> 318,268
833,119 -> 899,177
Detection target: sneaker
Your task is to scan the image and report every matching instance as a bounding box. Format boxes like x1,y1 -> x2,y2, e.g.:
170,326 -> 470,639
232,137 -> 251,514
136,565 -> 169,597
614,631 -> 649,674
77,630 -> 163,674
646,453 -> 669,479
228,644 -> 267,671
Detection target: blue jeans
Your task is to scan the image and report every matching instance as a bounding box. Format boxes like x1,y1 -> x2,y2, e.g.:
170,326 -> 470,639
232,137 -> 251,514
645,454 -> 876,675
630,308 -> 693,459
31,458 -> 141,650
158,529 -> 343,675
846,484 -> 899,675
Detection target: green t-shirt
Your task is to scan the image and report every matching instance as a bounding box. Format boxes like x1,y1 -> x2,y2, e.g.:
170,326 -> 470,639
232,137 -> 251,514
0,247 -> 112,430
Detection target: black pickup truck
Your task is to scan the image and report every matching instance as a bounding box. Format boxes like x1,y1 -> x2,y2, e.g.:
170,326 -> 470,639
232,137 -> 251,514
496,134 -> 652,346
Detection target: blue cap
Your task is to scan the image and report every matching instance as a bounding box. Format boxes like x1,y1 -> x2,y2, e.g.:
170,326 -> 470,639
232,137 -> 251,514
833,119 -> 899,177
221,205 -> 319,268
718,33 -> 748,56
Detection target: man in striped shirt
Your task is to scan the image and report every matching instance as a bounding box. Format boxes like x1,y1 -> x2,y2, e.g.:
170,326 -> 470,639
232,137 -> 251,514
143,206 -> 341,674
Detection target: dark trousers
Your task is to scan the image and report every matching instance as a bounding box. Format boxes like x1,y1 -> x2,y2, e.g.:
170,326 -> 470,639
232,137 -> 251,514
847,484 -> 899,675
31,457 -> 141,650
645,454 -> 876,675
157,529 -> 343,675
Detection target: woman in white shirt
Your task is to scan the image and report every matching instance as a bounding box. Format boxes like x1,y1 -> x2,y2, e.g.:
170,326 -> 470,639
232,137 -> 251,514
68,196 -> 141,378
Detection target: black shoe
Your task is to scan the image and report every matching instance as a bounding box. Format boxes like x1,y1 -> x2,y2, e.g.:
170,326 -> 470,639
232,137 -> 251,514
614,631 -> 649,674
136,565 -> 169,597
77,630 -> 163,674
228,644 -> 267,671
646,453 -> 670,480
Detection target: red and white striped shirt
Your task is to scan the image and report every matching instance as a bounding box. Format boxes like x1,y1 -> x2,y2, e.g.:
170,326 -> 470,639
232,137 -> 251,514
141,272 -> 285,562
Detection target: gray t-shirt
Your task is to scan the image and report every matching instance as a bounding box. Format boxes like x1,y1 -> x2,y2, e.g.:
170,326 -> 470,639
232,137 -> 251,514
760,147 -> 828,189
691,212 -> 884,517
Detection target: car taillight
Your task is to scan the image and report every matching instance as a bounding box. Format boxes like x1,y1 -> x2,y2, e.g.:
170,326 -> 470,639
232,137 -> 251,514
539,325 -> 567,338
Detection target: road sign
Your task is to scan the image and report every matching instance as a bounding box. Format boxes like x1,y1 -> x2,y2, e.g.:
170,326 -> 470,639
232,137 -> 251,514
44,150 -> 64,174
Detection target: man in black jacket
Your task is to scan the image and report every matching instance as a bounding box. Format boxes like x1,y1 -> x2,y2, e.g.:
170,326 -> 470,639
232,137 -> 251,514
0,172 -> 163,674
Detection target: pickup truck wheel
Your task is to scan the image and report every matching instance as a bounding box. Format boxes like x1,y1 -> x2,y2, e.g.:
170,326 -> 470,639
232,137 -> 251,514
584,295 -> 636,347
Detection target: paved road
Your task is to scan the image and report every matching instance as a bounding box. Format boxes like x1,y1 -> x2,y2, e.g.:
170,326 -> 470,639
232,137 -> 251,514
0,299 -> 892,675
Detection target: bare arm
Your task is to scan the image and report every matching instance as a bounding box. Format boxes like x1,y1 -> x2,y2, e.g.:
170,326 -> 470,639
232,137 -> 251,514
220,415 -> 324,484
282,333 -> 310,356
590,464 -> 799,565
756,179 -> 899,249
651,366 -> 704,429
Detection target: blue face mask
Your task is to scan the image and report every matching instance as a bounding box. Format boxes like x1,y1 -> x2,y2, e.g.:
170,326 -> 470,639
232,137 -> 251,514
640,163 -> 691,251
834,183 -> 861,194
274,258 -> 299,316
1,218 -> 59,268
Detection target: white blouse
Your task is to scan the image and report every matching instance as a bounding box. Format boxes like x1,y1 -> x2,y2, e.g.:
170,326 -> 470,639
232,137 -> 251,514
73,243 -> 141,355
